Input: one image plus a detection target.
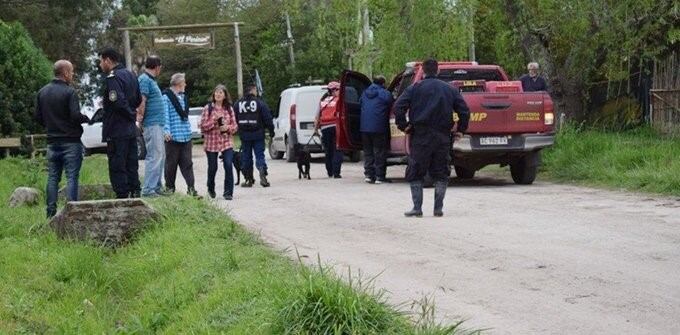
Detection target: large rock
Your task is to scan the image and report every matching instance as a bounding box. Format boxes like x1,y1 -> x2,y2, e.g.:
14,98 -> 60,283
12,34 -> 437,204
8,187 -> 40,207
58,184 -> 116,201
49,199 -> 159,247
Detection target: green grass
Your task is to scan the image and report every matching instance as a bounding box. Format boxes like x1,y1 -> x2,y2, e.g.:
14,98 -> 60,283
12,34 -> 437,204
0,156 -> 475,334
541,125 -> 680,196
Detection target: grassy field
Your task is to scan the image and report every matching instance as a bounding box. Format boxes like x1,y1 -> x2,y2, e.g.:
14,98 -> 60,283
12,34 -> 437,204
0,156 -> 473,334
541,125 -> 680,196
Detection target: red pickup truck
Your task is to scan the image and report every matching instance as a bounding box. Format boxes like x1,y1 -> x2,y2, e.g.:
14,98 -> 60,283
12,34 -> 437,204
335,61 -> 555,184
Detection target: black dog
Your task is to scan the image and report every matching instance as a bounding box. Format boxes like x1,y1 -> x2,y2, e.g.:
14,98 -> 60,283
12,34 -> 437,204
295,144 -> 311,180
220,149 -> 242,185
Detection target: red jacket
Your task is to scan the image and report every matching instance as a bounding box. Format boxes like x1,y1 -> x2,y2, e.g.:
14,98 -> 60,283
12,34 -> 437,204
318,96 -> 338,127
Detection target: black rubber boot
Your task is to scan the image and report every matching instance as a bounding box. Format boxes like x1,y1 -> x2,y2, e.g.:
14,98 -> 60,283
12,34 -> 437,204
258,167 -> 270,187
434,181 -> 448,217
187,187 -> 198,197
404,181 -> 423,217
241,169 -> 254,188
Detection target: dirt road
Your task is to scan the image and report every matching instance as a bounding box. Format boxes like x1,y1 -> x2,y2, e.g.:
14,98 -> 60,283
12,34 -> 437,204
170,149 -> 680,334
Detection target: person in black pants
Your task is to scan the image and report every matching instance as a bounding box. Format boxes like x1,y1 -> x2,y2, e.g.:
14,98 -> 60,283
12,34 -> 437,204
394,58 -> 470,217
98,47 -> 142,199
315,81 -> 343,178
359,75 -> 393,184
162,73 -> 198,196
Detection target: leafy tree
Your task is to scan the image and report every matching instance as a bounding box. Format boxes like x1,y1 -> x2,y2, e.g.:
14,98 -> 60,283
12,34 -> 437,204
0,0 -> 115,76
0,21 -> 52,136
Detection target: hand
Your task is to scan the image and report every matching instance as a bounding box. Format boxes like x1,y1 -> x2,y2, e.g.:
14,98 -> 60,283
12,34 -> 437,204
453,132 -> 464,140
219,124 -> 228,133
404,125 -> 413,134
164,133 -> 172,142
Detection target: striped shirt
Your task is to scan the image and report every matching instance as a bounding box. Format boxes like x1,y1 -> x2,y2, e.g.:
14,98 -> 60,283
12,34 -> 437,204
200,103 -> 238,152
163,91 -> 192,143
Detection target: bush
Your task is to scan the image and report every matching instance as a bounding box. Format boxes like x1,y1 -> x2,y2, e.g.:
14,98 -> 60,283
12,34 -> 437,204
542,124 -> 680,196
0,20 -> 52,136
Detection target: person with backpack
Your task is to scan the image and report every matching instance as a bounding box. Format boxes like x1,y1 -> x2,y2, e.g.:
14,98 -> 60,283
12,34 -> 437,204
162,73 -> 198,197
234,84 -> 275,187
200,84 -> 238,199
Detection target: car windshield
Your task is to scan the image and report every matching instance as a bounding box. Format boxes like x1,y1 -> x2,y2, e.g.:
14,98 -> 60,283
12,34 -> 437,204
189,108 -> 202,116
437,69 -> 503,81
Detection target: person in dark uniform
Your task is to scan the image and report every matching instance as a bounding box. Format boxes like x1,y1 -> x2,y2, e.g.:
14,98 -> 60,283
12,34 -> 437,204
235,84 -> 275,187
394,58 -> 470,217
98,47 -> 142,198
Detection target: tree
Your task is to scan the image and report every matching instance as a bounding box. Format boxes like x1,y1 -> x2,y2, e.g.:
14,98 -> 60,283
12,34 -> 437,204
0,0 -> 115,76
0,21 -> 52,136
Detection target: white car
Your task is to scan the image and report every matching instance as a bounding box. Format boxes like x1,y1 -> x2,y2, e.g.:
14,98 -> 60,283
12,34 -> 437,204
269,85 -> 327,162
188,107 -> 203,139
81,109 -> 106,155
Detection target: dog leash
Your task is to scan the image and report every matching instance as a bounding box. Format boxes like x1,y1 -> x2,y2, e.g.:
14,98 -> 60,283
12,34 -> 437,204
305,132 -> 321,146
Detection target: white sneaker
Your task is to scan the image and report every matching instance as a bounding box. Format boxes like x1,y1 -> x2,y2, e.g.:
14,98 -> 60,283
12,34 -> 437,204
374,179 -> 382,184
364,177 -> 375,184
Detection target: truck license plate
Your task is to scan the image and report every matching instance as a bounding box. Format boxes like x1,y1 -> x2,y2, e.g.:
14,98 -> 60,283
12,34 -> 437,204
480,137 -> 508,145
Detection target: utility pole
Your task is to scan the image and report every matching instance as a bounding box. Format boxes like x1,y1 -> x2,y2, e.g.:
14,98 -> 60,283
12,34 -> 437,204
467,3 -> 477,62
285,12 -> 296,68
361,6 -> 373,78
123,30 -> 132,71
233,23 -> 243,98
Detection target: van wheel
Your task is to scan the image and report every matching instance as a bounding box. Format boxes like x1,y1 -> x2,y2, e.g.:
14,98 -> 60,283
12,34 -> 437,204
348,151 -> 361,162
286,138 -> 297,163
510,155 -> 537,185
454,166 -> 475,179
269,141 -> 284,160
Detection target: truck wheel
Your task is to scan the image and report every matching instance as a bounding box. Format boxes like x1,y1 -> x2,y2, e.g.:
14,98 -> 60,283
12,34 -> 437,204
348,150 -> 362,162
269,141 -> 284,160
286,137 -> 297,163
454,166 -> 475,179
511,155 -> 537,185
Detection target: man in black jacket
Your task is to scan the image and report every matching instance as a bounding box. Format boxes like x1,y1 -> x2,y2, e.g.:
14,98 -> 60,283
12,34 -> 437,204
34,60 -> 90,218
98,47 -> 143,198
394,58 -> 470,218
235,84 -> 275,187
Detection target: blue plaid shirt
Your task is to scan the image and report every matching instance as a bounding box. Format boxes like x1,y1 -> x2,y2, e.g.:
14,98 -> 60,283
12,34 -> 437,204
163,92 -> 192,143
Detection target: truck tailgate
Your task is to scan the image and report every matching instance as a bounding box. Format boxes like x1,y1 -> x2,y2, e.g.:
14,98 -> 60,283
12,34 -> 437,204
462,92 -> 552,134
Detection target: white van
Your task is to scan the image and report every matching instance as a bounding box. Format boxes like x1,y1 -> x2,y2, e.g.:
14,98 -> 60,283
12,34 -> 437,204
269,85 -> 327,162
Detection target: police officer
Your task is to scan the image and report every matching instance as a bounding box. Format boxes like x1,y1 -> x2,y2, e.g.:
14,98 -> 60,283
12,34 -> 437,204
98,47 -> 142,198
394,58 -> 470,217
235,84 -> 275,187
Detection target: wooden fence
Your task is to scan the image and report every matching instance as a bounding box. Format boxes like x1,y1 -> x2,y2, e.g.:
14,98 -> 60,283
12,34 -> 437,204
651,53 -> 680,135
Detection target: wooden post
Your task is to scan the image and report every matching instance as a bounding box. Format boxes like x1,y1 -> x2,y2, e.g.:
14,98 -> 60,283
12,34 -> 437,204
30,135 -> 35,159
234,23 -> 243,98
124,30 -> 132,71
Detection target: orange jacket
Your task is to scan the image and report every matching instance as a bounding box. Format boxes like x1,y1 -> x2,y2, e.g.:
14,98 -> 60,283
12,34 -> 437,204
318,96 -> 338,127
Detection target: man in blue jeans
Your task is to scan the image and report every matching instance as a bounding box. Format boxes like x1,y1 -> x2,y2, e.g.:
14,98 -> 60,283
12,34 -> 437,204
235,85 -> 275,187
34,60 -> 90,218
136,56 -> 167,197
